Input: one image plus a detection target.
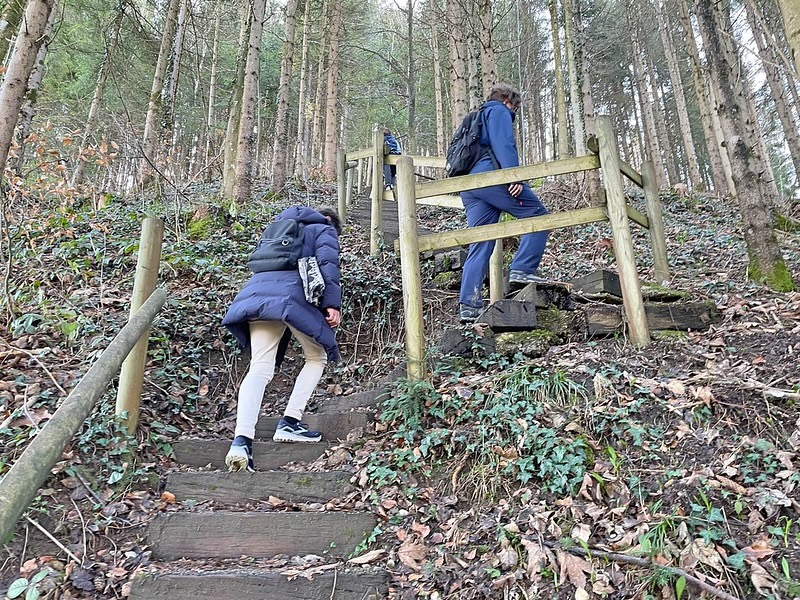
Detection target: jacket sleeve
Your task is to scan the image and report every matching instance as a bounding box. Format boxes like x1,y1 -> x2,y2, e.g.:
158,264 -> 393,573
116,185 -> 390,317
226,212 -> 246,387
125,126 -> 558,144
313,226 -> 342,309
484,105 -> 520,169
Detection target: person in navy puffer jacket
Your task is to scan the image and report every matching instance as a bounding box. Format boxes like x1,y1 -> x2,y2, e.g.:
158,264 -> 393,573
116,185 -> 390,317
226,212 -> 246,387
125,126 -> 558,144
458,83 -> 550,323
222,205 -> 342,472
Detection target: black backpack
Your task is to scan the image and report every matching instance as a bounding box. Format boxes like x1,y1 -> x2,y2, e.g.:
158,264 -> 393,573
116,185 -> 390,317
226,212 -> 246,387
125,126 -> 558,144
444,107 -> 495,177
247,219 -> 305,273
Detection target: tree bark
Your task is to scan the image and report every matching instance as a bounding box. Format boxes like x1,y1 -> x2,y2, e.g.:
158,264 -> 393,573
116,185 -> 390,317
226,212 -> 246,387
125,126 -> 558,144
322,0 -> 342,179
294,0 -> 311,181
0,0 -> 25,67
549,0 -> 569,158
310,0 -> 328,171
695,0 -> 795,291
203,0 -> 222,180
430,15 -> 445,156
563,0 -> 584,156
134,0 -> 181,191
71,0 -> 126,188
233,0 -> 267,204
405,0 -> 417,153
447,0 -> 468,127
271,0 -> 299,190
478,0 -> 496,96
745,0 -> 800,189
0,0 -> 54,175
222,1 -> 249,199
777,0 -> 800,77
656,0 -> 703,190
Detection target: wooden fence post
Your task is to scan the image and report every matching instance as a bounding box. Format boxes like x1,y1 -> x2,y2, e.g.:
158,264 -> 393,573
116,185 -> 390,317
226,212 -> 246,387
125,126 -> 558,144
596,116 -> 650,347
336,149 -> 347,223
346,163 -> 354,210
357,158 -> 364,194
489,240 -> 504,303
641,160 -> 670,283
116,217 -> 164,432
370,128 -> 384,255
0,288 -> 168,544
396,157 -> 425,381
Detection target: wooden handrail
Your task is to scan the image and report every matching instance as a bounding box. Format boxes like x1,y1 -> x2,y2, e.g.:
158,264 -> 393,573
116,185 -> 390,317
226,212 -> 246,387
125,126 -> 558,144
0,288 -> 168,543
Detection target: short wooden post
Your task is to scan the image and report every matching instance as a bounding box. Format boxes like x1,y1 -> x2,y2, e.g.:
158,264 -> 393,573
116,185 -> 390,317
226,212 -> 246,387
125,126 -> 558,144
116,218 -> 164,432
396,156 -> 425,381
336,149 -> 347,223
357,158 -> 364,194
641,160 -> 670,283
346,165 -> 354,209
370,128 -> 384,255
489,239 -> 503,303
596,116 -> 650,347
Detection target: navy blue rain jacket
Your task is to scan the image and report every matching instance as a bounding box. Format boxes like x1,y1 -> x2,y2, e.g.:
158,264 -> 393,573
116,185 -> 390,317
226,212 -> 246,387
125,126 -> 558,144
471,100 -> 519,174
222,206 -> 342,362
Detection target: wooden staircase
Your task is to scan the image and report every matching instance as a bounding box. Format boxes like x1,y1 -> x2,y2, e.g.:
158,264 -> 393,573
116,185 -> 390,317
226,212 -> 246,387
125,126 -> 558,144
129,389 -> 393,600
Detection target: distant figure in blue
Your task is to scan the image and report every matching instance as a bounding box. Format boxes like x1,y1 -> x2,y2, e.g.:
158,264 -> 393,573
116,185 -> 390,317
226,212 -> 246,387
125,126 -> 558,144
383,129 -> 402,189
458,83 -> 550,323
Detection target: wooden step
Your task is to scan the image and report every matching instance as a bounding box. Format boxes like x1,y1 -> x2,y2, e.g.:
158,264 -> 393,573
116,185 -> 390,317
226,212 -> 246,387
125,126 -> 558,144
254,411 -> 372,441
147,511 -> 377,559
172,440 -> 327,470
164,470 -> 353,504
129,567 -> 388,600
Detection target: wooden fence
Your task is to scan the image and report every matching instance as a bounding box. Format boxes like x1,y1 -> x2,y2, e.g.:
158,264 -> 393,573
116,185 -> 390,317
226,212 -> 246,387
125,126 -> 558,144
0,220 -> 167,542
340,115 -> 669,380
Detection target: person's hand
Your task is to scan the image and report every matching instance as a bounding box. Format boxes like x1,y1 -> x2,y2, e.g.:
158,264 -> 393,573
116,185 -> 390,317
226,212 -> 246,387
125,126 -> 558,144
325,307 -> 341,328
508,183 -> 522,197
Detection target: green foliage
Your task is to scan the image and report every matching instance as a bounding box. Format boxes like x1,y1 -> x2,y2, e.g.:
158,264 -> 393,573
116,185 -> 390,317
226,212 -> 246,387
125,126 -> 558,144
5,569 -> 48,600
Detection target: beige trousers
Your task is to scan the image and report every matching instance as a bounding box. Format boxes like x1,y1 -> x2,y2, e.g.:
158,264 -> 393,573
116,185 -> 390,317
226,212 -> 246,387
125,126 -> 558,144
234,320 -> 327,439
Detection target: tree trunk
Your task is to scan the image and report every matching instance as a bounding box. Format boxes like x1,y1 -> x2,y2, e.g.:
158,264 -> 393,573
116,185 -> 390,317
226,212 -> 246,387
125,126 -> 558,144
222,2 -> 249,199
163,0 -> 188,134
134,0 -> 181,191
649,67 -> 679,185
447,0 -> 468,127
0,0 -> 25,67
549,0 -> 569,158
676,0 -> 728,194
777,0 -> 800,76
656,0 -> 703,190
695,0 -> 795,291
430,16 -> 445,156
294,0 -> 311,181
12,6 -> 53,173
405,0 -> 417,153
745,0 -> 800,189
203,0 -> 222,180
0,0 -> 54,174
271,0 -> 299,190
71,0 -> 126,188
311,0 -> 328,172
234,0 -> 267,204
574,0 -> 601,203
563,0 -> 584,156
478,0 -> 496,95
322,0 -> 342,179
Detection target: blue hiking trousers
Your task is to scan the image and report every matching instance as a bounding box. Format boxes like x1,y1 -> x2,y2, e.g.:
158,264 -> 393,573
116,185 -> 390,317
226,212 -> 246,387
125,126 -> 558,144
459,182 -> 549,308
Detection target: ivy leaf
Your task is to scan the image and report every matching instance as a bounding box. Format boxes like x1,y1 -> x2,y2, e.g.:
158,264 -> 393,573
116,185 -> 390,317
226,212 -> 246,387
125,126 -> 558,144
675,575 -> 686,600
7,578 -> 29,599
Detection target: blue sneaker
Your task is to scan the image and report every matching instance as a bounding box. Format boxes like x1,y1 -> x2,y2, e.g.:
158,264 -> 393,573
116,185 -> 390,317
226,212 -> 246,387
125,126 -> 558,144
273,418 -> 322,443
509,270 -> 549,285
225,435 -> 255,472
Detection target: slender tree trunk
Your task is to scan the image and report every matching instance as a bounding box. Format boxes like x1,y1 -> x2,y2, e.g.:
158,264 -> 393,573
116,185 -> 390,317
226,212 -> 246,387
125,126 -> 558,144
295,0 -> 310,181
549,0 -> 569,158
467,17 -> 480,111
0,0 -> 25,66
222,1 -> 249,199
695,0 -> 794,291
234,0 -> 267,204
657,0 -> 703,190
676,0 -> 728,194
430,16 -> 445,155
574,0 -> 601,203
311,0 -> 328,172
203,0 -> 222,179
649,67 -> 678,185
405,0 -> 417,152
478,0 -> 496,96
563,0 -> 584,156
12,6 -> 53,173
746,0 -> 800,188
777,0 -> 800,76
447,0 -> 468,126
163,0 -> 188,133
322,0 -> 341,179
134,0 -> 181,190
72,1 -> 125,188
271,0 -> 299,190
0,0 -> 54,174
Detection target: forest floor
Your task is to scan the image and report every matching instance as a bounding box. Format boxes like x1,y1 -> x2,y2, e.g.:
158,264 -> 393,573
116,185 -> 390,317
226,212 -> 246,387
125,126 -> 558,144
0,179 -> 799,600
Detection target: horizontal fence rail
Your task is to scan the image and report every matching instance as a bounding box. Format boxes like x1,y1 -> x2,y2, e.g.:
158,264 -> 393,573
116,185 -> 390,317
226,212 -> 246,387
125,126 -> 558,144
0,288 -> 168,543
